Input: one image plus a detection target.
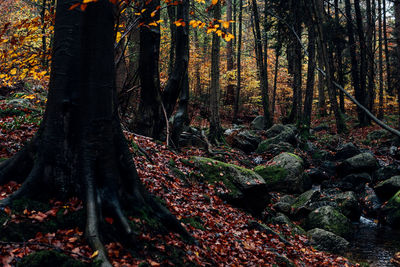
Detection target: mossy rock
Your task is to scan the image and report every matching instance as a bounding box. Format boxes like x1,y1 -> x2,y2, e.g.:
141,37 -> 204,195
254,165 -> 287,188
382,190 -> 400,228
183,157 -> 269,212
259,153 -> 311,194
17,250 -> 90,267
305,206 -> 353,238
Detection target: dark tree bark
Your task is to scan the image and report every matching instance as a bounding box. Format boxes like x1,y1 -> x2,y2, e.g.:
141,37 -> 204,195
233,0 -> 243,122
317,49 -> 327,116
334,0 -> 345,113
225,0 -> 235,105
209,0 -> 223,144
383,0 -> 392,95
0,1 -> 189,266
378,0 -> 384,119
303,23 -> 316,129
251,0 -> 272,129
133,0 -> 163,138
395,0 -> 400,128
366,0 -> 376,115
354,0 -> 369,125
271,36 -> 281,119
313,0 -> 346,133
286,0 -> 303,124
167,4 -> 177,75
41,0 -> 48,67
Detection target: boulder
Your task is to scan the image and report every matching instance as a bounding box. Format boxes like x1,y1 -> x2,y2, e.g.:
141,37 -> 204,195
375,176 -> 400,201
250,115 -> 265,130
359,185 -> 381,218
373,165 -> 400,183
305,206 -> 353,238
335,143 -> 361,161
308,161 -> 336,184
381,190 -> 400,228
290,189 -> 321,218
184,157 -> 268,212
271,213 -> 306,236
335,191 -> 361,222
255,153 -> 311,193
338,153 -> 378,176
257,142 -> 294,156
307,228 -> 349,254
256,125 -> 297,153
311,149 -> 332,162
226,130 -> 262,153
367,129 -> 390,141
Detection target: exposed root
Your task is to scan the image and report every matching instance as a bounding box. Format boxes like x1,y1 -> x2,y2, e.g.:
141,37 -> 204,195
0,161 -> 43,207
0,147 -> 33,184
83,159 -> 112,267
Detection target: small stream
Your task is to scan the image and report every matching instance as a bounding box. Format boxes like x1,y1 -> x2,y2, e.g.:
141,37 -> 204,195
346,217 -> 400,266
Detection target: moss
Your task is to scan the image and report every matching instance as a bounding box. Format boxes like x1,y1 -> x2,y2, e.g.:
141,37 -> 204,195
287,153 -> 302,161
0,209 -> 85,242
256,140 -> 270,153
0,157 -> 8,162
306,206 -> 352,238
254,166 -> 287,187
181,216 -> 205,230
291,190 -> 317,210
17,250 -> 90,267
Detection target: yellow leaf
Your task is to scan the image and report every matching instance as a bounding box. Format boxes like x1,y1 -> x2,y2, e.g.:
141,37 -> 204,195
222,21 -> 230,29
149,22 -> 158,26
212,0 -> 218,5
83,0 -> 97,3
10,68 -> 17,75
90,250 -> 99,258
151,10 -> 157,17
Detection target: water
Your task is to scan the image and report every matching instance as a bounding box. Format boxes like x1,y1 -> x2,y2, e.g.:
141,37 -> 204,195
346,216 -> 400,266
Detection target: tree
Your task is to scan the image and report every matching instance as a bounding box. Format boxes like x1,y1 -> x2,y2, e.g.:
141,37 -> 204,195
233,0 -> 243,122
209,0 -> 223,143
0,0 -> 189,266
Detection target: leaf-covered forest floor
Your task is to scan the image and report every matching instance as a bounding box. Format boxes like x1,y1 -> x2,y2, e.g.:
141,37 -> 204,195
1,90 -> 397,266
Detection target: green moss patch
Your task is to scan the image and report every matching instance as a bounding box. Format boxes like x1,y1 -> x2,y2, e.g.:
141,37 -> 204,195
254,166 -> 287,187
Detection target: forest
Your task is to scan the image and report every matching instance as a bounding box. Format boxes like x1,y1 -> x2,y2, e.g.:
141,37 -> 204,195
1,0 -> 400,266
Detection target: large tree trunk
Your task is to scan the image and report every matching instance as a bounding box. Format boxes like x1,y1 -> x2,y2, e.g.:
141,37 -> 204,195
334,0 -> 345,113
0,1 -> 189,265
383,0 -> 392,95
366,0 -> 376,116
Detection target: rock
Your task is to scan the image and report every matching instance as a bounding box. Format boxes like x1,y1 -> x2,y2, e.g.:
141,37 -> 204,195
373,165 -> 400,183
335,191 -> 361,221
311,149 -> 332,162
279,195 -> 296,205
247,220 -> 291,246
381,190 -> 400,228
308,162 -> 337,184
256,152 -> 311,193
375,176 -> 400,201
256,125 -> 297,153
272,201 -> 292,214
17,250 -> 88,267
313,124 -> 329,132
257,141 -> 294,156
250,115 -> 265,130
291,189 -> 321,218
335,173 -> 372,192
367,129 -> 390,141
338,153 -> 378,176
227,130 -> 262,153
184,157 -> 268,212
335,143 -> 361,161
307,228 -> 349,254
305,206 -> 353,238
271,213 -> 306,236
359,185 -> 381,218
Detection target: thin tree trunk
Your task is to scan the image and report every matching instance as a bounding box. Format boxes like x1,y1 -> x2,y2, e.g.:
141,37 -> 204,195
354,0 -> 369,125
209,1 -> 223,143
317,50 -> 326,116
394,0 -> 400,128
251,0 -> 272,129
313,0 -> 346,133
41,0 -> 47,67
272,40 -> 281,119
335,0 -> 345,113
233,0 -> 243,122
383,0 -> 392,94
304,24 -> 316,128
366,0 -> 376,116
378,0 -> 385,119
225,0 -> 235,105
